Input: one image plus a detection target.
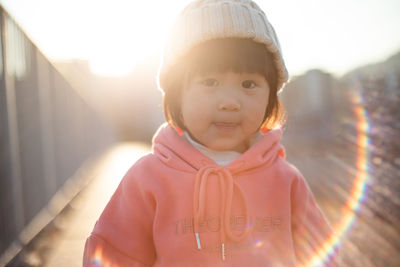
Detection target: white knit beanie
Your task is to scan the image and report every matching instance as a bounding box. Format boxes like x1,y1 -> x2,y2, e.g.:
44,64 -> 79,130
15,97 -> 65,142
158,0 -> 289,93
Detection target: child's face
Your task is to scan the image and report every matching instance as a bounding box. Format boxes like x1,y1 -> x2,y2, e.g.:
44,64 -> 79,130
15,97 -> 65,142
181,71 -> 269,153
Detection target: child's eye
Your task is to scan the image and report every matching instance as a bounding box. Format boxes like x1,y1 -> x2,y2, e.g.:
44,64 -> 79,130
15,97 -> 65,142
201,78 -> 219,87
242,80 -> 256,89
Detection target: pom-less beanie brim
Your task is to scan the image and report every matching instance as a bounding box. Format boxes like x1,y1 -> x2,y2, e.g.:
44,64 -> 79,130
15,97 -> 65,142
158,0 -> 289,93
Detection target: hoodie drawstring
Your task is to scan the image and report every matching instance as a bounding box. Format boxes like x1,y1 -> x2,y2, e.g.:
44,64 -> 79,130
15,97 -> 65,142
193,165 -> 250,261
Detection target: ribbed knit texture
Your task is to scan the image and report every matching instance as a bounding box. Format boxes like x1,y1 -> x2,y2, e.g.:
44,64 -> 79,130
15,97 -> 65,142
158,0 -> 289,93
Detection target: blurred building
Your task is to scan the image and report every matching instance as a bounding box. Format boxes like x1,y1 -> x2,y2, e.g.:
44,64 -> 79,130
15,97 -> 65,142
280,69 -> 346,142
53,57 -> 164,142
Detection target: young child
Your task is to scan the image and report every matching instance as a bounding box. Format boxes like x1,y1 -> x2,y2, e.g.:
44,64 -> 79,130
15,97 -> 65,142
83,0 -> 338,266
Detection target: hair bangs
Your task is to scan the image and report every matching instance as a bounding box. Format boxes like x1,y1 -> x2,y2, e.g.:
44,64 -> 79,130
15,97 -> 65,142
183,38 -> 274,78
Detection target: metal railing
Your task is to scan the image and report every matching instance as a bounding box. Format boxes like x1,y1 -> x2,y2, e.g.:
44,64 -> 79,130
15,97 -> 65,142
0,7 -> 115,262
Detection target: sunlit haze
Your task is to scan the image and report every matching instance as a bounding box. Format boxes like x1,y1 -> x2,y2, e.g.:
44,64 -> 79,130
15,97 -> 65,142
1,0 -> 399,77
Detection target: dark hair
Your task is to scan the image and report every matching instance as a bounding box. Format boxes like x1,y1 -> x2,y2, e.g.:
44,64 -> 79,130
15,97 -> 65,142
162,38 -> 286,130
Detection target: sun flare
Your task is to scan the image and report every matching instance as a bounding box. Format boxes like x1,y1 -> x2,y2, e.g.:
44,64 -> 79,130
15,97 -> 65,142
86,0 -> 186,76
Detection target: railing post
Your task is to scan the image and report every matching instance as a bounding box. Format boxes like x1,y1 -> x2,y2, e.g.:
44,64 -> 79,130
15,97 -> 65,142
36,49 -> 57,200
3,11 -> 25,242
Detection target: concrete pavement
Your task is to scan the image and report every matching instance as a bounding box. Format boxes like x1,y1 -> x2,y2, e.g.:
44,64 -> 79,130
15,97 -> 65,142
44,143 -> 150,267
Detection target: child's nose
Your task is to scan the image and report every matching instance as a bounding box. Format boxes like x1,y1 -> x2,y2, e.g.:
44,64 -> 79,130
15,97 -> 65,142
217,97 -> 241,111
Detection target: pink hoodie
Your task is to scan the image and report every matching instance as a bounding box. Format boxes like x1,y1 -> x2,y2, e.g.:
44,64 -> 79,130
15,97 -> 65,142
83,124 -> 338,266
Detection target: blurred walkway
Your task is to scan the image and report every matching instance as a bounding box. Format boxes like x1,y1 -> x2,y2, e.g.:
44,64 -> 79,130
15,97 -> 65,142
42,143 -> 150,266
283,136 -> 400,267
39,143 -> 150,267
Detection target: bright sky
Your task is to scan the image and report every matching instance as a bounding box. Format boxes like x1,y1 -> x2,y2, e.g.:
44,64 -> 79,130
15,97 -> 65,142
1,0 -> 399,77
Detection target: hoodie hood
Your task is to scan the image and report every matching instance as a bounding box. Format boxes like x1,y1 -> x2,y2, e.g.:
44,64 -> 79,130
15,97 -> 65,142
152,123 -> 285,173
152,123 -> 286,261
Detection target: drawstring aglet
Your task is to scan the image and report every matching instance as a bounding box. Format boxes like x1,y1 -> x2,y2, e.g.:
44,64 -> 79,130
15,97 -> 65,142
222,243 -> 225,261
195,232 -> 202,249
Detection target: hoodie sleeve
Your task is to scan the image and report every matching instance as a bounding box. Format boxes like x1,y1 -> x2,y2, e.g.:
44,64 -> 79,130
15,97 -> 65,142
83,166 -> 156,266
291,171 -> 340,266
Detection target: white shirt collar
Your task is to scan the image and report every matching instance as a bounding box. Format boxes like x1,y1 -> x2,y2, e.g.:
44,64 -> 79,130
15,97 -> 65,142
183,131 -> 263,166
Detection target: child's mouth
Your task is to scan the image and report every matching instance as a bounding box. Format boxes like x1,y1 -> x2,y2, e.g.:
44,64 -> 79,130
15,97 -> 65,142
214,122 -> 239,131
